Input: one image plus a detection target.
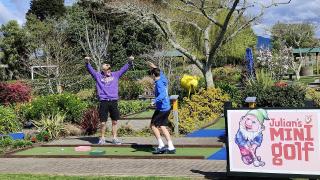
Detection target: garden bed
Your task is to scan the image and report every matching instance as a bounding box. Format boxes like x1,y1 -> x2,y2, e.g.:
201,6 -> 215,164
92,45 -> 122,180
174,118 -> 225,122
1,144 -> 219,159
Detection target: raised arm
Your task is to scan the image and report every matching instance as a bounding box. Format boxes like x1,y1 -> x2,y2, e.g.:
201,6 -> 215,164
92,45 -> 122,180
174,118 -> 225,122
85,57 -> 98,80
114,56 -> 134,78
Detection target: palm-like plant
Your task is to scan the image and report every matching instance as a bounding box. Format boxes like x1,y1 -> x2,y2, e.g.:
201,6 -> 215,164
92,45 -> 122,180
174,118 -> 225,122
33,113 -> 66,140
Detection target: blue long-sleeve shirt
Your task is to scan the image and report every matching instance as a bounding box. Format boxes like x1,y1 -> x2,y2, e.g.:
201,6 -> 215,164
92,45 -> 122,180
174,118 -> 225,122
154,71 -> 171,111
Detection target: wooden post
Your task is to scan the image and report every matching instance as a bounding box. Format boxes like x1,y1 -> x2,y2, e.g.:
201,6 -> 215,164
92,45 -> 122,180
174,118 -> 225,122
317,52 -> 319,75
170,95 -> 179,135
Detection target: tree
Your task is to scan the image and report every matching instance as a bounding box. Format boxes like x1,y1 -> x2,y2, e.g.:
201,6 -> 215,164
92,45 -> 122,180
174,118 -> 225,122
104,0 -> 291,88
0,20 -> 29,80
76,0 -> 162,70
26,15 -> 80,93
271,23 -> 319,80
272,23 -> 317,50
27,0 -> 66,21
79,19 -> 110,72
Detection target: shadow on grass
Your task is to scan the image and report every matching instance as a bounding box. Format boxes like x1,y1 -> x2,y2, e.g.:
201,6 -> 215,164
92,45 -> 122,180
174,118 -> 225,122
130,144 -> 153,153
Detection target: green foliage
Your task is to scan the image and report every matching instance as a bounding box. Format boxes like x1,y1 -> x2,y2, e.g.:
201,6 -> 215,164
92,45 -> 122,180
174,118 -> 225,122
212,65 -> 241,84
244,83 -> 306,107
21,93 -> 88,123
119,80 -> 144,100
0,106 -> 21,134
109,21 -> 162,70
176,88 -> 230,134
33,113 -> 66,139
306,88 -> 320,107
0,137 -> 32,154
0,20 -> 29,80
122,70 -> 148,81
215,82 -> 242,107
36,130 -> 50,142
246,69 -> 275,90
216,28 -> 257,65
271,23 -> 317,50
27,0 -> 66,21
117,124 -> 135,137
118,100 -> 150,116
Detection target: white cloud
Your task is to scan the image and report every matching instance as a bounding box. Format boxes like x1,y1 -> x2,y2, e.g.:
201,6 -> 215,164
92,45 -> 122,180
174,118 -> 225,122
0,0 -> 29,25
250,0 -> 320,37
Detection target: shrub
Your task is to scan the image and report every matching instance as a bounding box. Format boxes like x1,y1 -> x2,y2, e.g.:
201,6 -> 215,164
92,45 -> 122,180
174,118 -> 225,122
0,137 -> 32,154
244,83 -> 306,107
33,113 -> 66,140
122,70 -> 148,81
176,88 -> 230,134
80,107 -> 100,135
119,80 -> 144,100
138,76 -> 154,96
0,106 -> 21,134
306,88 -> 320,107
212,65 -> 241,84
64,123 -> 84,136
215,82 -> 242,107
21,93 -> 88,123
245,69 -> 275,90
118,124 -> 135,136
118,100 -> 150,116
0,81 -> 31,105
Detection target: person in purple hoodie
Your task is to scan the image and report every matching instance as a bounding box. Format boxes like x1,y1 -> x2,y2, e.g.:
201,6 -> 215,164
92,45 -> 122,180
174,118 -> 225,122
85,56 -> 134,145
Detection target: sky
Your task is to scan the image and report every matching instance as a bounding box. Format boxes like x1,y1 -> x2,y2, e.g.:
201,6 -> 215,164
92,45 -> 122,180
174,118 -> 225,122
0,0 -> 320,38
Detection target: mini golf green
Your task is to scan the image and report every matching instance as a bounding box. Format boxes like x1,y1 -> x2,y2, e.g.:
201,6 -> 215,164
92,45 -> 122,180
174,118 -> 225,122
12,146 -> 219,158
206,117 -> 225,129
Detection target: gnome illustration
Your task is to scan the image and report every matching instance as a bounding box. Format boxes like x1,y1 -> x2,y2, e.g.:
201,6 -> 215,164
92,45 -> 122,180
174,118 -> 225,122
235,108 -> 269,167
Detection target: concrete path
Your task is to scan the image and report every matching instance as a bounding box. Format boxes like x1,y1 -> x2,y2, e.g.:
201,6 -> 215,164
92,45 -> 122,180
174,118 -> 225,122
0,158 -> 226,179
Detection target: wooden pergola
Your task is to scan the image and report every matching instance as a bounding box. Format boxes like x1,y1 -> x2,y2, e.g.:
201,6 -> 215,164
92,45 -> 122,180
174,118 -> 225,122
293,47 -> 320,75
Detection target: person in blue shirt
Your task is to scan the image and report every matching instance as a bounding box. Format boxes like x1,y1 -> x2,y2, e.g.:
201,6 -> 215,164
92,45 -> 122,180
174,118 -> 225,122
147,61 -> 175,154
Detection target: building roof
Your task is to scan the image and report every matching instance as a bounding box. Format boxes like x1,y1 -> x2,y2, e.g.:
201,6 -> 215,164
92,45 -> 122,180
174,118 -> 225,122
293,47 -> 320,54
153,50 -> 184,57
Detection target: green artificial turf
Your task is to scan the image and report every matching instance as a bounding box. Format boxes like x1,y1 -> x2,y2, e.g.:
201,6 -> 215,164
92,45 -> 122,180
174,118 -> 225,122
0,174 -> 190,180
206,117 -> 225,129
13,147 -> 219,158
125,110 -> 154,119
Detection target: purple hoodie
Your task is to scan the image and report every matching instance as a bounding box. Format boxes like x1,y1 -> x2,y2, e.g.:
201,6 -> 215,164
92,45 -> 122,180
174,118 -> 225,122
86,61 -> 132,101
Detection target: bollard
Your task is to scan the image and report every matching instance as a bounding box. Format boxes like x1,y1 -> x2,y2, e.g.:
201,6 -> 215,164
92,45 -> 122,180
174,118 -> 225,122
170,95 -> 179,135
245,96 -> 257,108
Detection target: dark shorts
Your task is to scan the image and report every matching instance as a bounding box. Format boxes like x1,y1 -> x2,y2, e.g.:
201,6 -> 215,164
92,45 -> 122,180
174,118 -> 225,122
99,100 -> 120,121
151,110 -> 171,127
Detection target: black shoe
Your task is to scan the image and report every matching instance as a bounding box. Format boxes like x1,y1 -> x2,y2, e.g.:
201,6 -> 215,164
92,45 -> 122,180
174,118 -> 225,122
152,147 -> 167,154
166,148 -> 176,154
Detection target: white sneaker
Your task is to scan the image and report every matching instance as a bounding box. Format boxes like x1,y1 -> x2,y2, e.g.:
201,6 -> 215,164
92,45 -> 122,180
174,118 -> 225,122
112,138 -> 122,145
98,138 -> 106,145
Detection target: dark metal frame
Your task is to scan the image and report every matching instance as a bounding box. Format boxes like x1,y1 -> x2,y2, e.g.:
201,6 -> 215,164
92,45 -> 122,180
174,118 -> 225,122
224,103 -> 320,179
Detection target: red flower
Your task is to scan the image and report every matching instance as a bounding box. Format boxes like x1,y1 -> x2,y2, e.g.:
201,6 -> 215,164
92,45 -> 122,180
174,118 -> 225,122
274,81 -> 288,87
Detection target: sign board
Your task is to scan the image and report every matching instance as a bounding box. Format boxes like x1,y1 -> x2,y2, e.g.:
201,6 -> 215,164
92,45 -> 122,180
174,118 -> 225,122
226,108 -> 320,178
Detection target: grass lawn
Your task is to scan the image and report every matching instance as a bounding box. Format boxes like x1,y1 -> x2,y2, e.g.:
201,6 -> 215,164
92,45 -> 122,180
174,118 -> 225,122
13,147 -> 219,158
283,75 -> 320,85
124,110 -> 154,118
205,117 -> 225,129
0,174 -> 190,180
295,75 -> 320,85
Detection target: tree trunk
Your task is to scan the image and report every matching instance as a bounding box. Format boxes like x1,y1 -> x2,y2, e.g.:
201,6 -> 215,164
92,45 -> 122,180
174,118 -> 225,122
203,67 -> 214,88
